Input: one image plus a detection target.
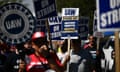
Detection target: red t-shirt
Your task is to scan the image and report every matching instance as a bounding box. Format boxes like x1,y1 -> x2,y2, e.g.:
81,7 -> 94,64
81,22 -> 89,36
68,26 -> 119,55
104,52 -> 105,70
26,52 -> 62,72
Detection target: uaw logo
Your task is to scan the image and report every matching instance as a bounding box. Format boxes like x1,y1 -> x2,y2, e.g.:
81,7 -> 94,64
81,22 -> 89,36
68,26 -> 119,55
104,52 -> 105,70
0,3 -> 35,44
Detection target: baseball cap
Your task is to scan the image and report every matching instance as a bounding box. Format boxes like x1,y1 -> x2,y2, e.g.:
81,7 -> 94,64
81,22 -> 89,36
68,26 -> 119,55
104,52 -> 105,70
32,32 -> 45,40
31,32 -> 48,47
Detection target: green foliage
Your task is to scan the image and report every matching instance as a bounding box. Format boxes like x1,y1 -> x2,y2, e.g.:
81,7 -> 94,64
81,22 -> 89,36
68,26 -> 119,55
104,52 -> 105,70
0,0 -> 23,6
56,0 -> 95,15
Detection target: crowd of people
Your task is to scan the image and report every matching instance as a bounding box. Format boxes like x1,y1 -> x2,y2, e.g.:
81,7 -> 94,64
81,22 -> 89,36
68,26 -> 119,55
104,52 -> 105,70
0,31 -> 115,72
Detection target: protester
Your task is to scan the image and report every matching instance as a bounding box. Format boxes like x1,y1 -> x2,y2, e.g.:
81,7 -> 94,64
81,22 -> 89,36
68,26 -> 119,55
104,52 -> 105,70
23,41 -> 35,55
84,35 -> 104,72
4,45 -> 26,72
57,39 -> 68,64
0,42 -> 7,72
83,35 -> 98,72
62,37 -> 94,72
18,59 -> 26,72
25,31 -> 64,72
101,38 -> 115,72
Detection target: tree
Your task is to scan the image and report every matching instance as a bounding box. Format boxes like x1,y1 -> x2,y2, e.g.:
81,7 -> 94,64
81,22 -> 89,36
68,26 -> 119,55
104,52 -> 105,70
0,0 -> 23,6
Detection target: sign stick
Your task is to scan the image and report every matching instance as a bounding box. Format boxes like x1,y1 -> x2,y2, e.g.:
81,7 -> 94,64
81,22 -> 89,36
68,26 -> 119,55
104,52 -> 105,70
67,36 -> 71,72
45,19 -> 53,49
97,37 -> 100,50
114,31 -> 120,72
67,36 -> 71,54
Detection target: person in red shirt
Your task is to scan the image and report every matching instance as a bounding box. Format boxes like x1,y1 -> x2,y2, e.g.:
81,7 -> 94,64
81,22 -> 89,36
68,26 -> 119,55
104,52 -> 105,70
26,32 -> 64,72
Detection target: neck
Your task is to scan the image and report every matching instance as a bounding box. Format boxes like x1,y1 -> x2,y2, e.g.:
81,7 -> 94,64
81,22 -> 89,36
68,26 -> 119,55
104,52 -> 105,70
35,51 -> 40,56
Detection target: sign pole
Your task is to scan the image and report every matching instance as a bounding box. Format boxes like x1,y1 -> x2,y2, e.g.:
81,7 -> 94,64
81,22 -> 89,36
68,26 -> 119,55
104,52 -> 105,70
67,36 -> 71,54
97,37 -> 100,50
114,31 -> 120,72
45,19 -> 53,49
67,36 -> 71,72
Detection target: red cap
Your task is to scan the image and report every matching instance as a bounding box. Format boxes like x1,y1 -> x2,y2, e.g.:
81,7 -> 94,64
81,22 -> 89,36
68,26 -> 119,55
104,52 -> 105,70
32,32 -> 45,40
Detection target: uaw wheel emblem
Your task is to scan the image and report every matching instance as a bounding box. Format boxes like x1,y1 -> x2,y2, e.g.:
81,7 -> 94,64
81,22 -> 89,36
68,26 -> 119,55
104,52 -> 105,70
0,3 -> 35,44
